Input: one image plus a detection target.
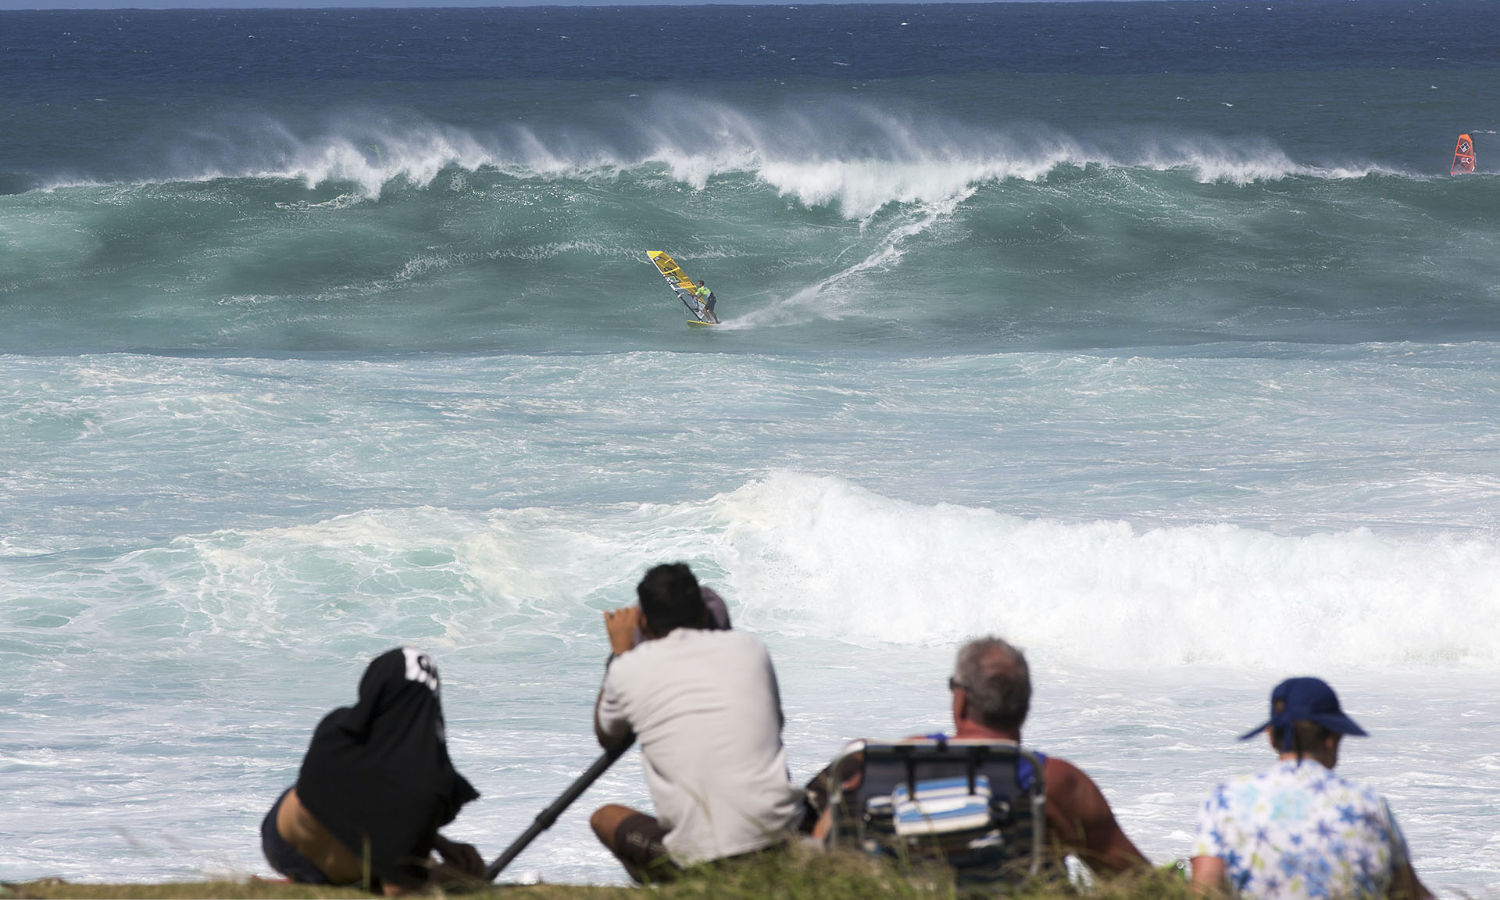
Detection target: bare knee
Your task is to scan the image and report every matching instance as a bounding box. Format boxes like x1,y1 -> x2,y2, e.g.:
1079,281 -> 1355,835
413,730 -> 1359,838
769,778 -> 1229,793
590,803 -> 639,845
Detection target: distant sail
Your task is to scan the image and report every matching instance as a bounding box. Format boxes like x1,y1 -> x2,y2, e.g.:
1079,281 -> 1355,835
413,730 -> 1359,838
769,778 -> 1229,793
1451,133 -> 1475,175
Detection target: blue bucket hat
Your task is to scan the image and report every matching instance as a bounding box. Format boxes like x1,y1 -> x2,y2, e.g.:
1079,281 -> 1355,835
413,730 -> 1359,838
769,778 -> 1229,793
1239,676 -> 1368,746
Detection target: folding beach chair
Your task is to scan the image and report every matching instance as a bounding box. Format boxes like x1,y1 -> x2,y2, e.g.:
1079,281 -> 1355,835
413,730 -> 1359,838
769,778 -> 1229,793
822,738 -> 1048,895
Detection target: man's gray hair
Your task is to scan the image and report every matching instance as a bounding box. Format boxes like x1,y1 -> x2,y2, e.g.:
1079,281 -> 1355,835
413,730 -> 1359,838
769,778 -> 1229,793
954,636 -> 1032,732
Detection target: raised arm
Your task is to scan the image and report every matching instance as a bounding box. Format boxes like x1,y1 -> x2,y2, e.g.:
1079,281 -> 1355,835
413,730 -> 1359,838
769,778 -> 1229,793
594,606 -> 640,749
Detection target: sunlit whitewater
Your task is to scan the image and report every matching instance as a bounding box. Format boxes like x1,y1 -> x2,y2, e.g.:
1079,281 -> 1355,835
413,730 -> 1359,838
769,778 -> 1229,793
3,2 -> 1500,895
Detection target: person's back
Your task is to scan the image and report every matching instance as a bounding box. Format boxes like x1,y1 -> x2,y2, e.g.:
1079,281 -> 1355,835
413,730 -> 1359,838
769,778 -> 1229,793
602,627 -> 802,862
1196,760 -> 1409,899
261,647 -> 482,894
591,563 -> 802,880
1190,677 -> 1431,900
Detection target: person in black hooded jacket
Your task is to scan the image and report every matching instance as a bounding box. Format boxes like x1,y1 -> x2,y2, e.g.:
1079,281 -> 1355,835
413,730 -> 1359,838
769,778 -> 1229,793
261,647 -> 483,894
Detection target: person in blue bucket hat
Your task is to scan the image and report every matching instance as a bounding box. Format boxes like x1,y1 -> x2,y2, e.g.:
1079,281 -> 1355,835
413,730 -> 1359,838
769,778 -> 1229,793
1188,677 -> 1432,900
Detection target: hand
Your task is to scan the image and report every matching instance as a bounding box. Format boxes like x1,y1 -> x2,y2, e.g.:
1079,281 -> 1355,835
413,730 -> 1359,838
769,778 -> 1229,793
431,834 -> 484,877
604,605 -> 642,655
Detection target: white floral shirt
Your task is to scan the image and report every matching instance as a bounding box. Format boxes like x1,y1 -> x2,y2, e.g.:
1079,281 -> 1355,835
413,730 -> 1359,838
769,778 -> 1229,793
1192,759 -> 1411,899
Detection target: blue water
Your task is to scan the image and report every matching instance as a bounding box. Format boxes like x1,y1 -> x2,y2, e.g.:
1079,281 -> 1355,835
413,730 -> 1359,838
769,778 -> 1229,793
3,2 -> 1499,893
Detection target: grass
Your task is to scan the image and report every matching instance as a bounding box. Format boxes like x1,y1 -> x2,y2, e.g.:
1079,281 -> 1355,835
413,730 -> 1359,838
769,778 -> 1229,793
3,849 -> 1199,900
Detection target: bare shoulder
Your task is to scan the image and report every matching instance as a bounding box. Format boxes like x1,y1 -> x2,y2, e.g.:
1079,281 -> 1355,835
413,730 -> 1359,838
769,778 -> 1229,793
1040,754 -> 1110,829
1041,754 -> 1099,798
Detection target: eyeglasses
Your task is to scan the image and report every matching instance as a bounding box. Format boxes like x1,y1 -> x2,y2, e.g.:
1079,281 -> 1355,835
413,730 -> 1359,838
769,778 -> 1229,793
948,676 -> 965,692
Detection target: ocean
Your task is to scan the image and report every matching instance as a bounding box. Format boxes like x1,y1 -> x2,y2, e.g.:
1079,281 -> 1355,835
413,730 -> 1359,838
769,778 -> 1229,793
2,0 -> 1498,892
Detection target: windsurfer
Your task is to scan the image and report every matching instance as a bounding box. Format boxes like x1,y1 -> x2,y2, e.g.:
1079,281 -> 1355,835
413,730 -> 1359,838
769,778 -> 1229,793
1451,134 -> 1475,175
692,280 -> 718,323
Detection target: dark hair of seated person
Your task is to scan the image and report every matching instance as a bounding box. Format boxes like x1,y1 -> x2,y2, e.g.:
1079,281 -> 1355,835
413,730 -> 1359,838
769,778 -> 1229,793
636,563 -> 708,637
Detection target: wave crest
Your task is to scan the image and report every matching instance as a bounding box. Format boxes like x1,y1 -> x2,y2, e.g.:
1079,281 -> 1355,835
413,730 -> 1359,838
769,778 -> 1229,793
42,96 -> 1396,212
712,472 -> 1500,670
9,471 -> 1495,672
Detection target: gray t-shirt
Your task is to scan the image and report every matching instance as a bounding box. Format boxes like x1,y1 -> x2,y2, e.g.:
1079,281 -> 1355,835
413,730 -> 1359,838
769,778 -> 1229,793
597,628 -> 805,864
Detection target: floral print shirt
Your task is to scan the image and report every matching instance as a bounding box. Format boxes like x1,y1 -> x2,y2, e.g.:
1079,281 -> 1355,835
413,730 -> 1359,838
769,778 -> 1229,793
1192,759 -> 1411,899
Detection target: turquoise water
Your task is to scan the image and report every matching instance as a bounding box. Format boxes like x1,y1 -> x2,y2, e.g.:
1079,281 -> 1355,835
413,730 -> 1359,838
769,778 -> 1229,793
7,137 -> 1500,355
3,3 -> 1499,893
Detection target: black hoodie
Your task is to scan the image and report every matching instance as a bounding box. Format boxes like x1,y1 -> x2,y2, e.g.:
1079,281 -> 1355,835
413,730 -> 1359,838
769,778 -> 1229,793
296,647 -> 479,890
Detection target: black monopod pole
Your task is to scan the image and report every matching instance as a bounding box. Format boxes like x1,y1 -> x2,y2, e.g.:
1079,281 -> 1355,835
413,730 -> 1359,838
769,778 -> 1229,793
484,739 -> 633,881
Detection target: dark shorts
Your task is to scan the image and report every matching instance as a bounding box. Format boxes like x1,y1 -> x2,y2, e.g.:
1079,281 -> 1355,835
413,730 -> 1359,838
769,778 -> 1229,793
609,813 -> 790,883
261,788 -> 333,885
610,812 -> 677,882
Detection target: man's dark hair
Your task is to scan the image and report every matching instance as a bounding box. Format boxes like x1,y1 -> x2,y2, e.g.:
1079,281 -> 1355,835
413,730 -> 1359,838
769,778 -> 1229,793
637,563 -> 707,637
955,636 -> 1032,732
1270,704 -> 1336,759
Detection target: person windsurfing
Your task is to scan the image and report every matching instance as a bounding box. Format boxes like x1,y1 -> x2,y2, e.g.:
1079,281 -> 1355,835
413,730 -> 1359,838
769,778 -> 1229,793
692,280 -> 718,324
1451,133 -> 1475,175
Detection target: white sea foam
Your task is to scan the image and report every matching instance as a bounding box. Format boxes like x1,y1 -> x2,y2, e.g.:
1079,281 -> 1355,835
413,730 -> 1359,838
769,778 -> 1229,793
709,472 -> 1500,670
10,471 -> 1492,674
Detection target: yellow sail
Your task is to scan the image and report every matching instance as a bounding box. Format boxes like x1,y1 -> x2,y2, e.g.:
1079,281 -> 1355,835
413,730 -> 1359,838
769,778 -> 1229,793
647,250 -> 695,293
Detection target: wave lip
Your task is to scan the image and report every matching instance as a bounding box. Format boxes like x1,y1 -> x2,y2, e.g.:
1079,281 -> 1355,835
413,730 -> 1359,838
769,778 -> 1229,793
26,96 -> 1400,207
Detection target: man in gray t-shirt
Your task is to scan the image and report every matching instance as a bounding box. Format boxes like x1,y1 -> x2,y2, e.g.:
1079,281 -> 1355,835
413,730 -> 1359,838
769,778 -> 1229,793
590,563 -> 804,882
